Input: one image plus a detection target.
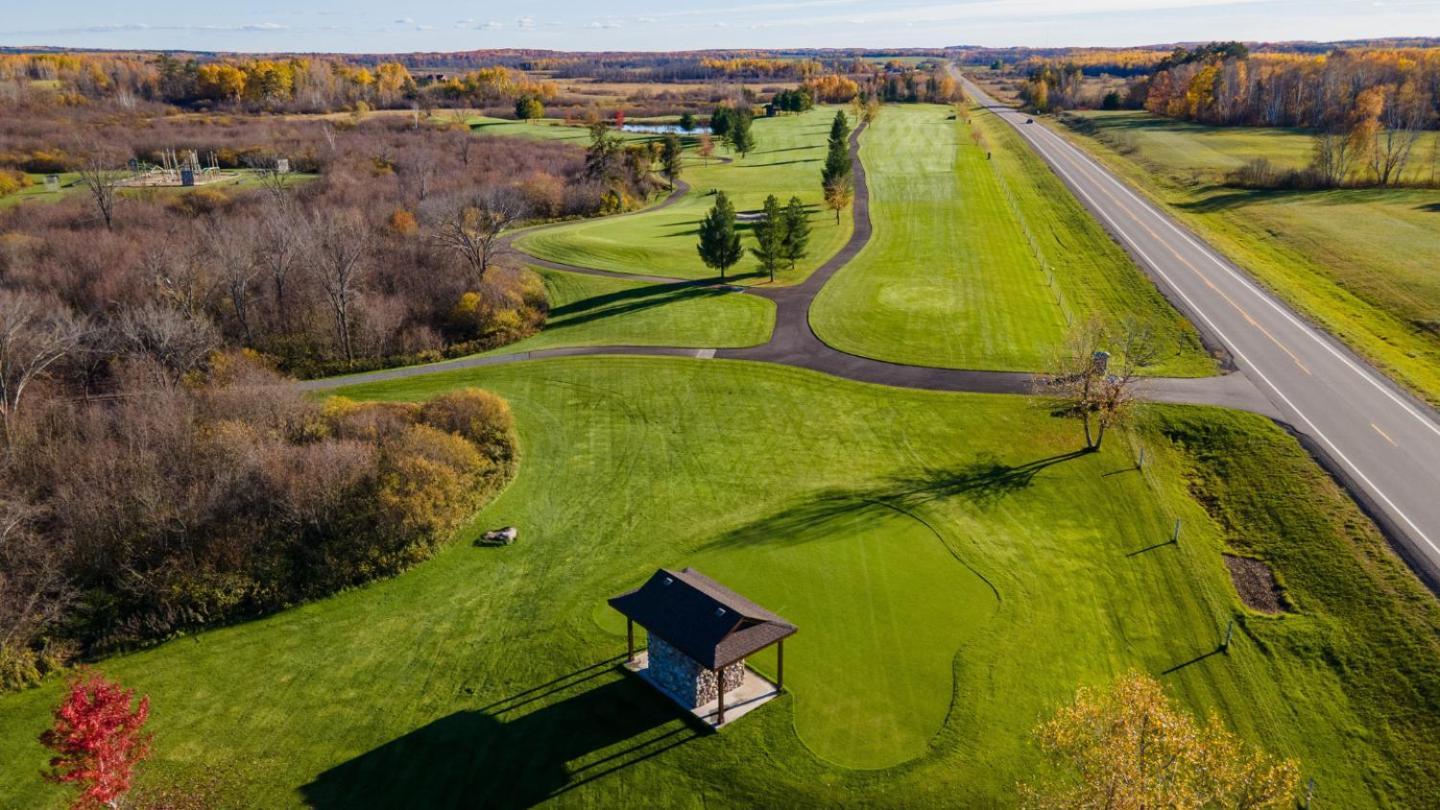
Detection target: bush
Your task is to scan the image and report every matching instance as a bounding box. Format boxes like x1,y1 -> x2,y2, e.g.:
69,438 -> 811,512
1227,157 -> 1321,190
0,168 -> 33,196
419,388 -> 517,467
0,372 -> 520,684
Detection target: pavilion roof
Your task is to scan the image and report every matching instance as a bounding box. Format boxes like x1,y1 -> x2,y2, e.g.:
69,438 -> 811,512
608,568 -> 797,670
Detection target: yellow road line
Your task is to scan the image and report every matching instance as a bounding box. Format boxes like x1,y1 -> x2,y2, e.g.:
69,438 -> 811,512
1041,143 -> 1312,375
1372,422 -> 1398,446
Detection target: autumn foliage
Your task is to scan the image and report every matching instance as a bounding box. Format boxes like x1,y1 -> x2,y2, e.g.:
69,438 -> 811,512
1022,672 -> 1300,809
40,672 -> 151,809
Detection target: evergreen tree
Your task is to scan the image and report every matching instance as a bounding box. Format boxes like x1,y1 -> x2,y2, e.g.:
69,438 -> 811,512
829,109 -> 851,147
751,195 -> 786,282
697,192 -> 743,281
679,112 -> 697,132
659,134 -> 684,189
710,106 -> 733,137
822,110 -> 853,189
780,196 -> 811,272
727,112 -> 755,159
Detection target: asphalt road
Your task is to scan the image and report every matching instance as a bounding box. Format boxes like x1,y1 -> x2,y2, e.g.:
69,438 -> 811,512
964,79 -> 1440,584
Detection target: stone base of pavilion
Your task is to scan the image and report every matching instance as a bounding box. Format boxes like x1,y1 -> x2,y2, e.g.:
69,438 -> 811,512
623,650 -> 781,730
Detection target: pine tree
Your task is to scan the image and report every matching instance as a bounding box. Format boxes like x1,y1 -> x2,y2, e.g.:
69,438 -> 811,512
750,195 -> 786,282
727,112 -> 756,159
822,110 -> 853,189
659,134 -> 683,189
780,196 -> 811,272
697,192 -> 743,281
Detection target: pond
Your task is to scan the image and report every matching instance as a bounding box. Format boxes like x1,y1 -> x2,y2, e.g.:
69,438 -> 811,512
619,123 -> 696,135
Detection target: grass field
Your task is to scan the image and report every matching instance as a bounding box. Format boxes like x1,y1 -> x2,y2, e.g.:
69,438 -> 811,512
809,105 -> 1213,376
2,357 -> 1436,806
1060,110 -> 1440,404
513,108 -> 853,286
486,267 -> 774,354
0,170 -> 317,210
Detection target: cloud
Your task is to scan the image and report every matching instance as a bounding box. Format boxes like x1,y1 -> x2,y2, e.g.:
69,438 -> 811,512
240,23 -> 286,31
515,16 -> 536,29
394,17 -> 415,25
586,19 -> 623,29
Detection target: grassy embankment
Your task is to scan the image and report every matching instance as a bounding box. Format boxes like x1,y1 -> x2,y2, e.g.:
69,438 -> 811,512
0,358 -> 1435,806
809,104 -> 1213,376
1056,110 -> 1440,404
510,108 -> 854,286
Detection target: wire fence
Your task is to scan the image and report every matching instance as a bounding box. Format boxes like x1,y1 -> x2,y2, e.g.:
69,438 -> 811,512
989,154 -> 1074,328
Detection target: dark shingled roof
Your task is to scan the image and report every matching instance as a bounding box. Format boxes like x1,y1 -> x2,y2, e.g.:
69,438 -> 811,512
609,568 -> 797,670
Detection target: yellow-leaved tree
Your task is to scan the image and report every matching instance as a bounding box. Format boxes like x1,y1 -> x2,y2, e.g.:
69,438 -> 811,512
1022,672 -> 1301,809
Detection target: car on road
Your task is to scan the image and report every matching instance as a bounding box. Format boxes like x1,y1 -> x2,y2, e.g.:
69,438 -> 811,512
1025,117 -> 1034,124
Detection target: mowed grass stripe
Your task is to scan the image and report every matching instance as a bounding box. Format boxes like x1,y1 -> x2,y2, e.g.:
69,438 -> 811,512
810,104 -> 1213,376
812,104 -> 1066,370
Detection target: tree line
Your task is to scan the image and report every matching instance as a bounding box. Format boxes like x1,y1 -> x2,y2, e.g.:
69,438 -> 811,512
1020,44 -> 1440,188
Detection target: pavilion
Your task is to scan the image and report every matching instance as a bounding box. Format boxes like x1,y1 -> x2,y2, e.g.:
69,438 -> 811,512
608,568 -> 797,727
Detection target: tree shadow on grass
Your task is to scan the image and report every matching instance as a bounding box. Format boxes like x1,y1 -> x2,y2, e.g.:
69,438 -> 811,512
698,450 -> 1087,553
545,281 -> 746,333
300,660 -> 700,809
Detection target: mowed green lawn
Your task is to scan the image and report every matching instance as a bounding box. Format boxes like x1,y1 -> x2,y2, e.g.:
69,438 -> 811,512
483,267 -> 774,354
2,358 -> 1437,806
514,109 -> 853,286
1065,110 -> 1440,404
810,105 -> 1213,375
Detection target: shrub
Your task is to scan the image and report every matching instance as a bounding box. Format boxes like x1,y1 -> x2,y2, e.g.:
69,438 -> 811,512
0,168 -> 33,196
419,388 -> 518,467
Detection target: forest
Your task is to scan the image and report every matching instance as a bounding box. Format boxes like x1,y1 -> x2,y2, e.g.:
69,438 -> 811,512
1010,43 -> 1440,188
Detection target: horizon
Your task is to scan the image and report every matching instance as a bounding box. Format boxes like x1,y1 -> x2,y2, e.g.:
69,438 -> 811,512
4,0 -> 1439,54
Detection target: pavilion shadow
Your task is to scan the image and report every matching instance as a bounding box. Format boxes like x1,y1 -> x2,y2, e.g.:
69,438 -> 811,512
300,669 -> 697,810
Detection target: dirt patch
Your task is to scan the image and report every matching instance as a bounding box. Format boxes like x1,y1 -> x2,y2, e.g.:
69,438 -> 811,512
1223,554 -> 1289,614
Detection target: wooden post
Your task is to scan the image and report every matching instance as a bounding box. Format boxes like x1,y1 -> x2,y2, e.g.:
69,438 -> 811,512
626,619 -> 634,664
715,668 -> 725,726
777,640 -> 785,691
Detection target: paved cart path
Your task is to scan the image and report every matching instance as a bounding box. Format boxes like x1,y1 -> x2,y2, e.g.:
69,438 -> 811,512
307,122 -> 1270,414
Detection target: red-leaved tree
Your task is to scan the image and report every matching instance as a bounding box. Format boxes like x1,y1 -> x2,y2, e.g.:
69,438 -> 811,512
40,672 -> 152,809
614,108 -> 626,129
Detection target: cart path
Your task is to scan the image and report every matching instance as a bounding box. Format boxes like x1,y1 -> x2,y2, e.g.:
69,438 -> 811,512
303,122 -> 1276,422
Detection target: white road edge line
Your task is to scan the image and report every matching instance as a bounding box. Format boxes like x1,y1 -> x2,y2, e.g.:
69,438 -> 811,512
978,99 -> 1440,557
1018,108 -> 1440,441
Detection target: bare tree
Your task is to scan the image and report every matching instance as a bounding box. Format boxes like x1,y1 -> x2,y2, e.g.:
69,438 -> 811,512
425,188 -> 528,287
113,302 -> 221,386
206,221 -> 261,343
1370,81 -> 1429,186
304,210 -> 371,364
0,291 -> 85,445
76,146 -> 125,231
1035,319 -> 1157,452
258,199 -> 303,334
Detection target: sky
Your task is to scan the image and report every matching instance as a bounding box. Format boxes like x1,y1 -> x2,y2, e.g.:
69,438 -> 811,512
2,0 -> 1438,53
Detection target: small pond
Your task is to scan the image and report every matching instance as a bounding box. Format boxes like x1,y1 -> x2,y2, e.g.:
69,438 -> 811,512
619,123 -> 696,135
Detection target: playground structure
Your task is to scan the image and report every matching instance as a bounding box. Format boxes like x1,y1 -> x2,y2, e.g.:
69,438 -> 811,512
119,148 -> 238,188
